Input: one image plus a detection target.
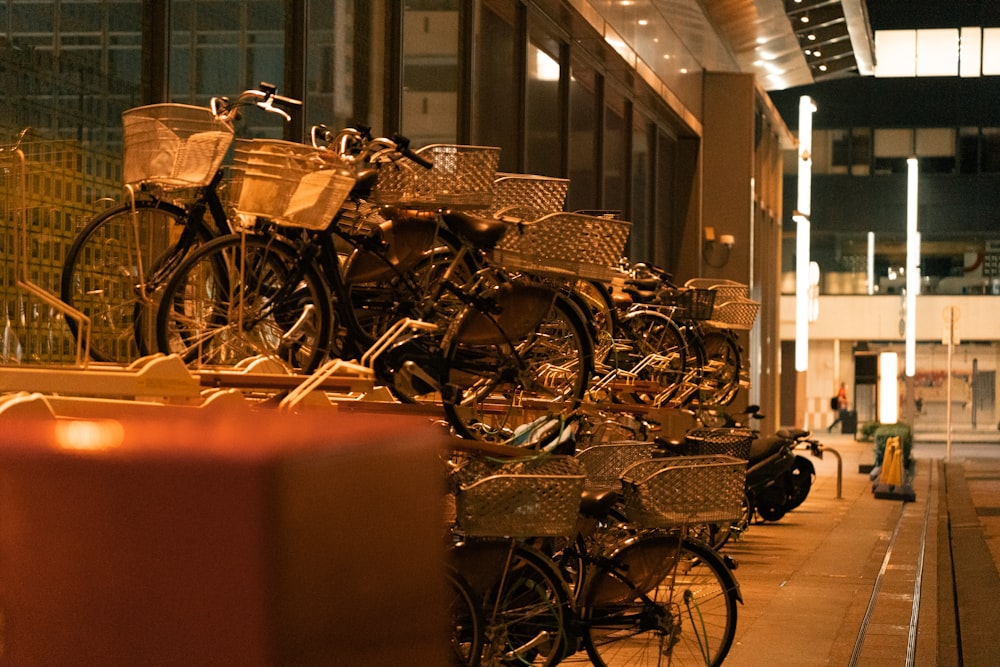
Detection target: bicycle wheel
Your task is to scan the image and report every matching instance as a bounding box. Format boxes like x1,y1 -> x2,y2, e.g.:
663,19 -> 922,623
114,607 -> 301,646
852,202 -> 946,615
452,540 -> 575,667
581,535 -> 739,667
441,288 -> 595,441
155,232 -> 332,372
616,308 -> 688,405
61,198 -> 212,364
697,330 -> 742,407
446,566 -> 483,667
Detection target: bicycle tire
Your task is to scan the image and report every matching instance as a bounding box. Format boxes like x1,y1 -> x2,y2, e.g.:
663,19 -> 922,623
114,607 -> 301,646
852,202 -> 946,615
451,540 -> 575,667
61,198 -> 212,364
445,566 -> 484,667
440,288 -> 595,441
581,535 -> 740,667
155,232 -> 333,372
697,330 -> 742,407
617,308 -> 689,405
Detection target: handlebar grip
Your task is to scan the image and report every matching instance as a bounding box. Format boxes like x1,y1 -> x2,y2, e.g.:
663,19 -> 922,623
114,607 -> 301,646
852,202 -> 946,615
393,134 -> 433,169
272,93 -> 303,109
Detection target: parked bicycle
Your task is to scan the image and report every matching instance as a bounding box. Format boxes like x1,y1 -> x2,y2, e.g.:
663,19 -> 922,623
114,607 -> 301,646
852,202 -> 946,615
60,83 -> 301,364
446,429 -> 744,666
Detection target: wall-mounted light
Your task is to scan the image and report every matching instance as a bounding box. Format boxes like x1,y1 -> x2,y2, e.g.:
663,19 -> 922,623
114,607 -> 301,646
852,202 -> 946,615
702,226 -> 735,267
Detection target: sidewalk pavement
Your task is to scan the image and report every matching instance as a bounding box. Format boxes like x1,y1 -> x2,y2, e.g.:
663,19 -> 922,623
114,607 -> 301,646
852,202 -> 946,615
722,431 -> 1000,666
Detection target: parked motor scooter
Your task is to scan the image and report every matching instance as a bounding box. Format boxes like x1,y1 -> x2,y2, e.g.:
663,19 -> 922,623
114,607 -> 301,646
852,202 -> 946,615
699,406 -> 822,522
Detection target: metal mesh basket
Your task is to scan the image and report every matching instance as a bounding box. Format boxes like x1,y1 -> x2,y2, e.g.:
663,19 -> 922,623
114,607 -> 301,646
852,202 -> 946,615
704,299 -> 760,330
452,455 -> 585,537
575,441 -> 657,491
231,139 -> 356,230
493,212 -> 632,282
658,287 -> 716,320
372,144 -> 500,209
620,455 -> 747,528
488,173 -> 569,220
684,278 -> 749,303
122,103 -> 234,189
684,427 -> 753,460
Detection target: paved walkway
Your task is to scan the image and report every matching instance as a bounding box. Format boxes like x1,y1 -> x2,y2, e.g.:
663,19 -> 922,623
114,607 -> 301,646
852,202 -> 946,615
722,432 -> 1000,666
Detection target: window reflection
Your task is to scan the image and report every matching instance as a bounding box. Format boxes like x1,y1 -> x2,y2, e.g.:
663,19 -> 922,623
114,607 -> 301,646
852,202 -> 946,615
171,0 -> 286,137
474,0 -> 518,170
567,60 -> 596,211
402,0 -> 459,145
525,41 -> 561,177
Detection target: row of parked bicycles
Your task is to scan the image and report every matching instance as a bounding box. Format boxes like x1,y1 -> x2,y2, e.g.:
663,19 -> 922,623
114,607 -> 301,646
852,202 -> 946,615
52,84 -> 777,665
443,408 -> 757,666
59,83 -> 760,444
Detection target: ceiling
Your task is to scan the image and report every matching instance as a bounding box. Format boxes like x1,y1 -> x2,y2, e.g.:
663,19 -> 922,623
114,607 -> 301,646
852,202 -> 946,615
702,0 -> 875,91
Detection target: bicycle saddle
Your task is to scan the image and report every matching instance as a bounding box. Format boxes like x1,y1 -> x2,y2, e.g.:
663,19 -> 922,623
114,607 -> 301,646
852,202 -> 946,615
441,210 -> 508,249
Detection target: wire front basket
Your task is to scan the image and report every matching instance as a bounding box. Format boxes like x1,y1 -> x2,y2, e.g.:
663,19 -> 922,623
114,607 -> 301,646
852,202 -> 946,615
372,144 -> 501,209
231,139 -> 355,230
683,279 -> 760,330
493,212 -> 632,282
488,173 -> 570,220
575,441 -> 657,491
684,427 -> 754,460
658,287 -> 716,320
452,455 -> 585,538
122,103 -> 234,189
620,455 -> 747,528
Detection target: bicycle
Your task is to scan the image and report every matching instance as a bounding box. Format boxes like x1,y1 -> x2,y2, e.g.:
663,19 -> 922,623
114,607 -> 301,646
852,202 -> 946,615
60,83 -> 301,364
447,430 -> 744,666
153,133 -> 600,440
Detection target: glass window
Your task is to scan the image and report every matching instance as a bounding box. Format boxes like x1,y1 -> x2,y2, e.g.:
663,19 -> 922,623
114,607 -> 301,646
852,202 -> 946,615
401,0 -> 459,145
959,127 -> 980,174
874,128 -> 913,174
305,0 -> 363,134
525,39 -> 561,177
473,0 -> 518,170
567,59 -> 597,211
603,87 -> 628,217
630,113 -> 652,262
171,1 -> 285,137
982,128 -> 1000,173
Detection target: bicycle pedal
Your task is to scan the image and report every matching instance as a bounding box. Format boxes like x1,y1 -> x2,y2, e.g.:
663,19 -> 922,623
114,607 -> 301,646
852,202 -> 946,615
723,554 -> 738,571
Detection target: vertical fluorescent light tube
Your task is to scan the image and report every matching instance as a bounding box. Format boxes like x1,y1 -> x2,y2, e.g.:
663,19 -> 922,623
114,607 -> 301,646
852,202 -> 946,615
879,352 -> 899,423
795,96 -> 815,372
867,231 -> 875,295
905,158 -> 919,376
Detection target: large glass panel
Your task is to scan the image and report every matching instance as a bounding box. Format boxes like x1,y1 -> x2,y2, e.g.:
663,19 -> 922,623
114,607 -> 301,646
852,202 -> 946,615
171,0 -> 285,137
474,0 -> 518,170
959,127 -> 980,174
1,0 -> 143,364
567,59 -> 597,211
979,127 -> 1000,173
305,0 -> 362,134
401,0 -> 459,145
629,113 -> 652,262
603,86 -> 627,217
525,39 -> 561,177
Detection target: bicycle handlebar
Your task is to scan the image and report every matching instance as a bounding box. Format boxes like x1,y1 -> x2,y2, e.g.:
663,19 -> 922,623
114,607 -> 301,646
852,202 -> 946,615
310,124 -> 434,171
210,81 -> 302,123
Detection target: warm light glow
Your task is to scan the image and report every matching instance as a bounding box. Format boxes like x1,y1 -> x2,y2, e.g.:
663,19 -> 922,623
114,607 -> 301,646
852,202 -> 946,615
55,419 -> 125,451
879,352 -> 899,424
906,158 -> 919,377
